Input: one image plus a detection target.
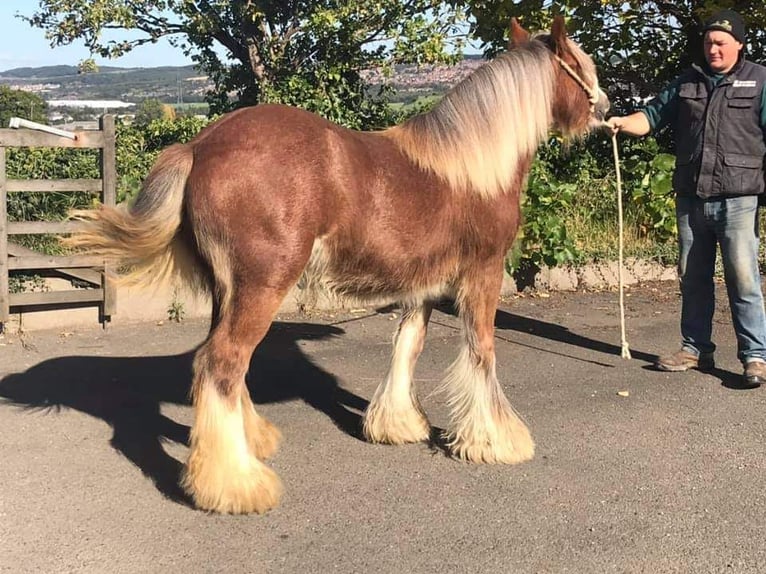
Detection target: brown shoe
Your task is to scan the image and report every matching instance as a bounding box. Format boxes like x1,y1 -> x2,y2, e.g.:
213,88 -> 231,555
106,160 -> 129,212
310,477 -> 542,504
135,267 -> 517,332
743,361 -> 766,387
655,349 -> 714,372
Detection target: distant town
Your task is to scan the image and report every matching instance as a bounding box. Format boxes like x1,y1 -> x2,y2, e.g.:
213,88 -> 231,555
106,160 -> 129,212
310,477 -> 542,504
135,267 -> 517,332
0,56 -> 485,126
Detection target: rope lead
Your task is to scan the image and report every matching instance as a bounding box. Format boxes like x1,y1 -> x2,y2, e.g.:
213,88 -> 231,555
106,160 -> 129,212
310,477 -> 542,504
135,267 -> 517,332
609,128 -> 632,359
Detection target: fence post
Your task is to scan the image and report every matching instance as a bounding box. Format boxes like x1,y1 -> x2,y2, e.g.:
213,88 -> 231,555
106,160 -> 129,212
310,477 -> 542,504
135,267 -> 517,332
0,146 -> 8,328
99,115 -> 117,325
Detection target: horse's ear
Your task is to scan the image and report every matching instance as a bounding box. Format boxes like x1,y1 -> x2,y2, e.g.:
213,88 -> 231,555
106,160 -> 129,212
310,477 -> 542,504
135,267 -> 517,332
550,15 -> 568,54
508,18 -> 530,49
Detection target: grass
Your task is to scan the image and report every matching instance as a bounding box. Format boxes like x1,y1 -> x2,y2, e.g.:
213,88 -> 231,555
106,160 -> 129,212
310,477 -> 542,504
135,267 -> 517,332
171,102 -> 209,115
566,198 -> 766,274
567,211 -> 677,267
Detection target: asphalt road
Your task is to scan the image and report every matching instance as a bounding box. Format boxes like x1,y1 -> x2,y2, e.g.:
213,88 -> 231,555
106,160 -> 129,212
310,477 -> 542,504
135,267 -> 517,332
1,280 -> 765,574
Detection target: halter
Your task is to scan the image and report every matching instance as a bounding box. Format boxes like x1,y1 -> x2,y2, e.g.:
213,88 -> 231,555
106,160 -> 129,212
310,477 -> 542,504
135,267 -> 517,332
553,54 -> 600,112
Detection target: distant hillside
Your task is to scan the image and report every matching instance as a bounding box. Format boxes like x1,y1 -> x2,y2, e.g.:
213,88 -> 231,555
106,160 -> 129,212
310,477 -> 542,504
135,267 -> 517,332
0,65 -> 125,79
0,64 -> 210,104
372,55 -> 485,103
0,56 -> 487,105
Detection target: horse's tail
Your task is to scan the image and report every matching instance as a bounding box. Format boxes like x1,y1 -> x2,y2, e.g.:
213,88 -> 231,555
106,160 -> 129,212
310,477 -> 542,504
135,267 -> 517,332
65,143 -> 197,288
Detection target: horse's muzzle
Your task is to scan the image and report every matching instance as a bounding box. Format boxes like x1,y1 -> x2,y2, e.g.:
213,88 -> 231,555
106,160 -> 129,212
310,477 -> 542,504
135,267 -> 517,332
593,89 -> 610,123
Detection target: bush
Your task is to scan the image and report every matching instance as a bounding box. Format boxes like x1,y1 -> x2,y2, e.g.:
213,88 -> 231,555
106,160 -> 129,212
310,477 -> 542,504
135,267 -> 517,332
510,134 -> 677,274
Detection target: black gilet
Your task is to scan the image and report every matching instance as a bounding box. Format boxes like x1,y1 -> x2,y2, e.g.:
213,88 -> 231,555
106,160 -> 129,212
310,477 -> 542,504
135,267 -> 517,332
672,58 -> 766,198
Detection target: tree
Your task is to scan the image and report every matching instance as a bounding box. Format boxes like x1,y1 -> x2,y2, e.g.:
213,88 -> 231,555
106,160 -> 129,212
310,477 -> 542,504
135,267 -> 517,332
24,0 -> 468,128
77,58 -> 99,74
0,86 -> 48,127
133,98 -> 176,126
467,1 -> 766,113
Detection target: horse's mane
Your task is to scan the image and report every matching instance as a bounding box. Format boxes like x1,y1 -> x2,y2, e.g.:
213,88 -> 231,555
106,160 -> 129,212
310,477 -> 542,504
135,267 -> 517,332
384,37 -> 560,198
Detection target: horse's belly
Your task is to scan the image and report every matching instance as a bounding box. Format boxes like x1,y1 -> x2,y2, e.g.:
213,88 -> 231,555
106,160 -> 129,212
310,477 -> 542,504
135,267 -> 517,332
297,238 -> 456,307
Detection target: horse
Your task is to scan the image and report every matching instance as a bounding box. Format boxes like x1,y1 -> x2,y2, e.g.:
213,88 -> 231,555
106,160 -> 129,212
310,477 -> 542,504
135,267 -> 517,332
66,16 -> 609,514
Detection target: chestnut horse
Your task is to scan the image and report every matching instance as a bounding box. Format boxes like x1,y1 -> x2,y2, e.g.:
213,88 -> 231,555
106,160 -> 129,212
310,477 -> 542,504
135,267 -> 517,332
67,17 -> 608,514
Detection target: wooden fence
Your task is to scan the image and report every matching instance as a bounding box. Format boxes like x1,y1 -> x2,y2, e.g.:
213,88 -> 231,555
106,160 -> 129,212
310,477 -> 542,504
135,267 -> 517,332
0,115 -> 116,330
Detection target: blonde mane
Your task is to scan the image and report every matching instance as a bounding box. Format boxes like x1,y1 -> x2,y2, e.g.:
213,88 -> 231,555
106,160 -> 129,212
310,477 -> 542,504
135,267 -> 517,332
384,39 -> 557,198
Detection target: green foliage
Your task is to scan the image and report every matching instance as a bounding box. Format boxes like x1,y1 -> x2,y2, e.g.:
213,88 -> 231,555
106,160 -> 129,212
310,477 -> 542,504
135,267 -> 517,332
390,95 -> 442,122
617,138 -> 677,240
138,115 -> 211,149
8,274 -> 49,295
133,98 -> 173,126
24,0 -> 467,127
114,122 -> 156,203
467,1 -> 766,113
508,135 -> 677,273
5,145 -> 99,254
167,287 -> 185,323
77,58 -> 98,74
0,86 -> 48,127
511,146 -> 580,271
261,69 -> 396,130
115,116 -> 209,202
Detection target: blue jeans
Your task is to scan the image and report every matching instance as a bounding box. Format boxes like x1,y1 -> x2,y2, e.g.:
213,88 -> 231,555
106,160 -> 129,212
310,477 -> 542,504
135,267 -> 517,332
676,195 -> 766,364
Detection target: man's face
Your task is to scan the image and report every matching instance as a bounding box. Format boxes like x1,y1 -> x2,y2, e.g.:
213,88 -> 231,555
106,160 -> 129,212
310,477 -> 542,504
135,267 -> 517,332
704,30 -> 743,73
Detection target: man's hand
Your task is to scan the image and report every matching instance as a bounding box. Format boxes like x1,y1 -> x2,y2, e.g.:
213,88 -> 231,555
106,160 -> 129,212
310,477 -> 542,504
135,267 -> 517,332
604,113 -> 651,137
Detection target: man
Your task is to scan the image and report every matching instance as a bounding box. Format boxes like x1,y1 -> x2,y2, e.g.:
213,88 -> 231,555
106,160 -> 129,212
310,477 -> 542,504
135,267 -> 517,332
607,9 -> 766,387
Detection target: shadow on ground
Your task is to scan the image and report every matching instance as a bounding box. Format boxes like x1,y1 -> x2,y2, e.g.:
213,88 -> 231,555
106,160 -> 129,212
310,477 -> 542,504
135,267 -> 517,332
493,307 -> 748,389
0,322 -> 365,506
493,308 -> 657,364
434,300 -> 659,364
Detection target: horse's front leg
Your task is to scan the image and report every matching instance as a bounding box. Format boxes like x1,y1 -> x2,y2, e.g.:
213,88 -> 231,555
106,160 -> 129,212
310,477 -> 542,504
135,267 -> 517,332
444,265 -> 534,463
363,304 -> 433,444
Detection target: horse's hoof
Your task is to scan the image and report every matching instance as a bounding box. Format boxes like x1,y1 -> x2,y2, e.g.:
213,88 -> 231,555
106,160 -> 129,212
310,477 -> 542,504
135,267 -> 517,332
362,404 -> 431,445
182,455 -> 283,514
446,420 -> 535,464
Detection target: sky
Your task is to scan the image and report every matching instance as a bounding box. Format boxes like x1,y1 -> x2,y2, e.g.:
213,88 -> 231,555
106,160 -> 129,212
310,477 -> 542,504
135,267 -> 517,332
0,1 -> 194,72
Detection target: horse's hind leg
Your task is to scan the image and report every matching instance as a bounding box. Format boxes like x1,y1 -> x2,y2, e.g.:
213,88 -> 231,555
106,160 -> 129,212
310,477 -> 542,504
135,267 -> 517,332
182,286 -> 287,514
240,385 -> 281,460
208,288 -> 281,460
444,267 -> 534,463
363,304 -> 432,444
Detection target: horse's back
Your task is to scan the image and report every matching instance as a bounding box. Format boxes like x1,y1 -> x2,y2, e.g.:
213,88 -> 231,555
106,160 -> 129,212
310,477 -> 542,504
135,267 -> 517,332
184,104 -> 444,233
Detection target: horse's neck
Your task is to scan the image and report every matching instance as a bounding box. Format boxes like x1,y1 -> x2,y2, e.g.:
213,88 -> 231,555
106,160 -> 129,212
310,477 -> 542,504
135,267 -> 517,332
386,71 -> 551,197
384,53 -> 553,198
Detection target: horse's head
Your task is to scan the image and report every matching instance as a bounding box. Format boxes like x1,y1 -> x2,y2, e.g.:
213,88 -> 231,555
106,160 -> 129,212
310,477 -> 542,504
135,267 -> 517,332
509,16 -> 609,136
